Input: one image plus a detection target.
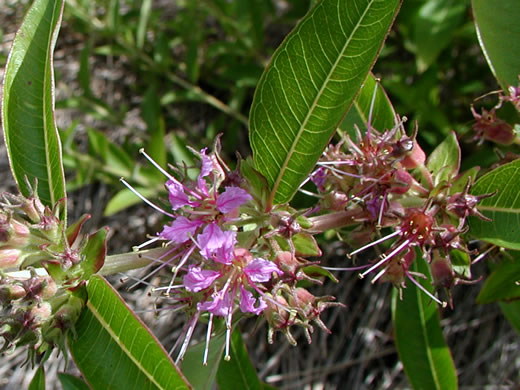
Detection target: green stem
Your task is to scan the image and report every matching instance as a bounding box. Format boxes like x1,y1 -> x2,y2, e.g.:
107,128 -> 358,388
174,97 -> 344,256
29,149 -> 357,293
99,247 -> 168,275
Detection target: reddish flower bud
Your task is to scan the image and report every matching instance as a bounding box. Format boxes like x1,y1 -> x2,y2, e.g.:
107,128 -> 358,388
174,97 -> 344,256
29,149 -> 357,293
400,141 -> 426,169
430,255 -> 455,289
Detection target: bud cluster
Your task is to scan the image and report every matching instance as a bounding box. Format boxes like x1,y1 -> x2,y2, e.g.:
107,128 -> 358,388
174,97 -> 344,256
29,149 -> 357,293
309,112 -> 493,306
0,185 -> 107,358
127,145 -> 338,362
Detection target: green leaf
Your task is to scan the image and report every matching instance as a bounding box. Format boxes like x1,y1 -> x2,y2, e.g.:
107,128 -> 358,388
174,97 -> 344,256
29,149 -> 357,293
29,365 -> 46,390
341,73 -> 397,136
477,259 -> 520,304
468,159 -> 520,250
249,0 -> 401,205
216,330 -> 262,390
498,301 -> 520,334
472,0 -> 520,90
1,0 -> 67,216
412,0 -> 468,73
57,373 -> 90,390
181,332 -> 226,390
392,258 -> 457,390
426,131 -> 460,187
68,275 -> 190,390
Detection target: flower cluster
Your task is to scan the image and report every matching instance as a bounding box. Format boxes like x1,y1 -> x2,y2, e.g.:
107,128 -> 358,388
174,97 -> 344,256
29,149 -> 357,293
0,185 -> 107,359
308,111 -> 492,307
127,146 -> 338,362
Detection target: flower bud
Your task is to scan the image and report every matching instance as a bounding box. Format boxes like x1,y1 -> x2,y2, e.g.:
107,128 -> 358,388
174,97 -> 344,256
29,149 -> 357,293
431,254 -> 455,289
400,141 -> 426,169
0,248 -> 23,269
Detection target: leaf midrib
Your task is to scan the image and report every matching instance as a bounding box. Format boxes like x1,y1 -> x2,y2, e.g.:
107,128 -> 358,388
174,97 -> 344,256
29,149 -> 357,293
86,288 -> 165,390
270,0 -> 376,202
415,281 -> 442,390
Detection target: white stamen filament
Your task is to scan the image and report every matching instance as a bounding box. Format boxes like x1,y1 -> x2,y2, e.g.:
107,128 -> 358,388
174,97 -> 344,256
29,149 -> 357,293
175,311 -> 201,364
139,148 -> 178,183
348,229 -> 402,258
203,313 -> 214,365
472,245 -> 495,264
322,265 -> 371,271
133,236 -> 161,250
359,238 -> 411,279
367,79 -> 379,135
370,267 -> 388,284
168,245 -> 197,295
120,178 -> 175,218
405,271 -> 447,307
224,311 -> 232,361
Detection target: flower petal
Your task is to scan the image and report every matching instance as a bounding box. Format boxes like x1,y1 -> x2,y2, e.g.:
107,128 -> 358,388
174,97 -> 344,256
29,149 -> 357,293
197,289 -> 232,316
166,180 -> 193,210
184,266 -> 221,292
161,216 -> 204,243
239,285 -> 267,315
216,187 -> 253,213
244,258 -> 283,283
197,223 -> 236,264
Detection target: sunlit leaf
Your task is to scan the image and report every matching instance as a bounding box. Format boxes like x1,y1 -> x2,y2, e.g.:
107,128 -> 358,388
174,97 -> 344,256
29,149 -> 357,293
29,366 -> 45,390
216,330 -> 262,390
469,159 -> 520,250
472,0 -> 520,90
68,275 -> 190,390
392,258 -> 457,390
249,0 -> 401,205
477,258 -> 520,304
1,0 -> 66,218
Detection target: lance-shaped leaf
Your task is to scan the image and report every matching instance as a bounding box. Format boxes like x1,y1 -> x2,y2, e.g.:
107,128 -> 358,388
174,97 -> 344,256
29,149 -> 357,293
426,131 -> 460,187
216,330 -> 262,390
57,373 -> 90,390
468,159 -> 520,250
29,365 -> 46,390
68,275 -> 191,390
2,0 -> 66,218
472,0 -> 520,91
392,258 -> 457,390
249,0 -> 401,205
477,259 -> 520,304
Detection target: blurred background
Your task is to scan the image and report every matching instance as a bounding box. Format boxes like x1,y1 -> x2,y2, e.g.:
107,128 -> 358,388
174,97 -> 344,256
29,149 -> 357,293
0,0 -> 519,388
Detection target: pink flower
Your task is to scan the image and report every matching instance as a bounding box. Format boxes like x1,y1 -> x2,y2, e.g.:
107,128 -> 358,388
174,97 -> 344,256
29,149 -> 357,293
244,258 -> 283,283
197,224 -> 236,264
161,216 -> 204,243
197,148 -> 213,196
197,289 -> 232,316
216,187 -> 252,213
166,180 -> 195,210
239,285 -> 267,315
184,266 -> 221,292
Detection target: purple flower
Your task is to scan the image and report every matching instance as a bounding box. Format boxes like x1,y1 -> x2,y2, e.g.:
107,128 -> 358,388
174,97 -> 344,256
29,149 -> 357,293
166,180 -> 195,210
198,289 -> 232,316
244,258 -> 283,283
197,148 -> 213,196
198,224 -> 236,264
239,285 -> 267,315
184,266 -> 221,292
161,216 -> 204,243
216,187 -> 252,213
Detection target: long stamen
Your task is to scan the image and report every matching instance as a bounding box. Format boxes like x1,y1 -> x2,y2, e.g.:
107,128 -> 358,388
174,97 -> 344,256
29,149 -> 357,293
347,229 -> 402,258
370,266 -> 388,284
168,245 -> 197,295
405,271 -> 447,307
203,313 -> 214,365
359,238 -> 411,279
224,311 -> 232,361
367,79 -> 379,136
322,264 -> 372,271
120,178 -> 175,218
175,311 -> 201,363
133,236 -> 161,250
139,149 -> 178,183
472,245 -> 495,264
